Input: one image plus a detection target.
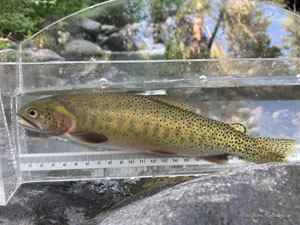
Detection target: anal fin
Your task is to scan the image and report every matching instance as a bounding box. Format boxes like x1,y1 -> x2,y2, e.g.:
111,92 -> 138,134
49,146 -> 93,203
150,150 -> 175,155
202,155 -> 229,164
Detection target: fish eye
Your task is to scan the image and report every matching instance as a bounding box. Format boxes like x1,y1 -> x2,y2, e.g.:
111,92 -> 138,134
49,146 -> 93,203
28,109 -> 39,119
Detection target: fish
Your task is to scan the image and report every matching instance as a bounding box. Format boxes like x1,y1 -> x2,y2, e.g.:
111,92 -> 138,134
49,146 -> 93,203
17,92 -> 298,163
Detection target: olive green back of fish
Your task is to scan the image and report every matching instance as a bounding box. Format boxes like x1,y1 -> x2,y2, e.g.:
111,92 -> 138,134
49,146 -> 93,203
54,93 -> 297,163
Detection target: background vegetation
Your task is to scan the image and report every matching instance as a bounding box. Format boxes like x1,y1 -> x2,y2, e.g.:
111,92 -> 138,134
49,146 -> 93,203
0,0 -> 105,49
0,0 -> 299,50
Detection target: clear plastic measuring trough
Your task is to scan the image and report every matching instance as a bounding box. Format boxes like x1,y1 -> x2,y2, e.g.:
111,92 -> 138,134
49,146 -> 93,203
0,0 -> 300,205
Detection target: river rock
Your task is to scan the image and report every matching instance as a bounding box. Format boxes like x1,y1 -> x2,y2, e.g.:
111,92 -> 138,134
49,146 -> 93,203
96,25 -> 119,45
101,32 -> 126,51
23,49 -> 65,61
64,39 -> 103,57
97,34 -> 109,45
100,25 -> 118,35
101,23 -> 143,51
84,162 -> 300,225
58,31 -> 71,45
80,19 -> 101,33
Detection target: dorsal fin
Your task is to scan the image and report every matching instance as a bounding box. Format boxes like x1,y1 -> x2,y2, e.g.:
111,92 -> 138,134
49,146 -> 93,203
148,96 -> 195,113
229,123 -> 246,133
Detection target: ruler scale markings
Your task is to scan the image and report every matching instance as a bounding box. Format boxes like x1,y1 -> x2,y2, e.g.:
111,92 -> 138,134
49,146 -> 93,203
19,150 -> 300,171
19,150 -> 135,158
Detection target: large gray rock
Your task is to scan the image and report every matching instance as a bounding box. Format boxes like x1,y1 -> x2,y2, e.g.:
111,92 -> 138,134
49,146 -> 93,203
64,39 -> 103,56
23,49 -> 65,61
79,19 -> 101,33
84,163 -> 300,225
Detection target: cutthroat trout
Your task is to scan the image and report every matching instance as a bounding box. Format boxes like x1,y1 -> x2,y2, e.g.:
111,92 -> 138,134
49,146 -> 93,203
17,93 -> 297,163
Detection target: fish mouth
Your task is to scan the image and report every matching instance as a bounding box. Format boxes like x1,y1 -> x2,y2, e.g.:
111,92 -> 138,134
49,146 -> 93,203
17,116 -> 41,131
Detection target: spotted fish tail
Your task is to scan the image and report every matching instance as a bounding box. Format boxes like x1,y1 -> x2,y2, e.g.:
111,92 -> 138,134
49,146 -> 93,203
247,137 -> 297,163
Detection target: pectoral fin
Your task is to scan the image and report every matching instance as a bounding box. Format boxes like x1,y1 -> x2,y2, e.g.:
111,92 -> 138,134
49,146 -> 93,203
69,132 -> 108,143
229,123 -> 246,133
202,155 -> 229,164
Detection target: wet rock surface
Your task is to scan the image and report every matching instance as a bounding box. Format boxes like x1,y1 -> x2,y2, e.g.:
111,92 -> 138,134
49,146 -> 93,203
85,163 -> 300,225
0,163 -> 299,225
0,178 -> 182,225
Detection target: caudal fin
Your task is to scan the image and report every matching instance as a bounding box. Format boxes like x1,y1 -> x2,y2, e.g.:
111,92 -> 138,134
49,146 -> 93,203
249,137 -> 297,163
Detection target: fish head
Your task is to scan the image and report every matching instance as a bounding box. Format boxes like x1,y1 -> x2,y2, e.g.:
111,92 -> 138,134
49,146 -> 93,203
17,97 -> 73,135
